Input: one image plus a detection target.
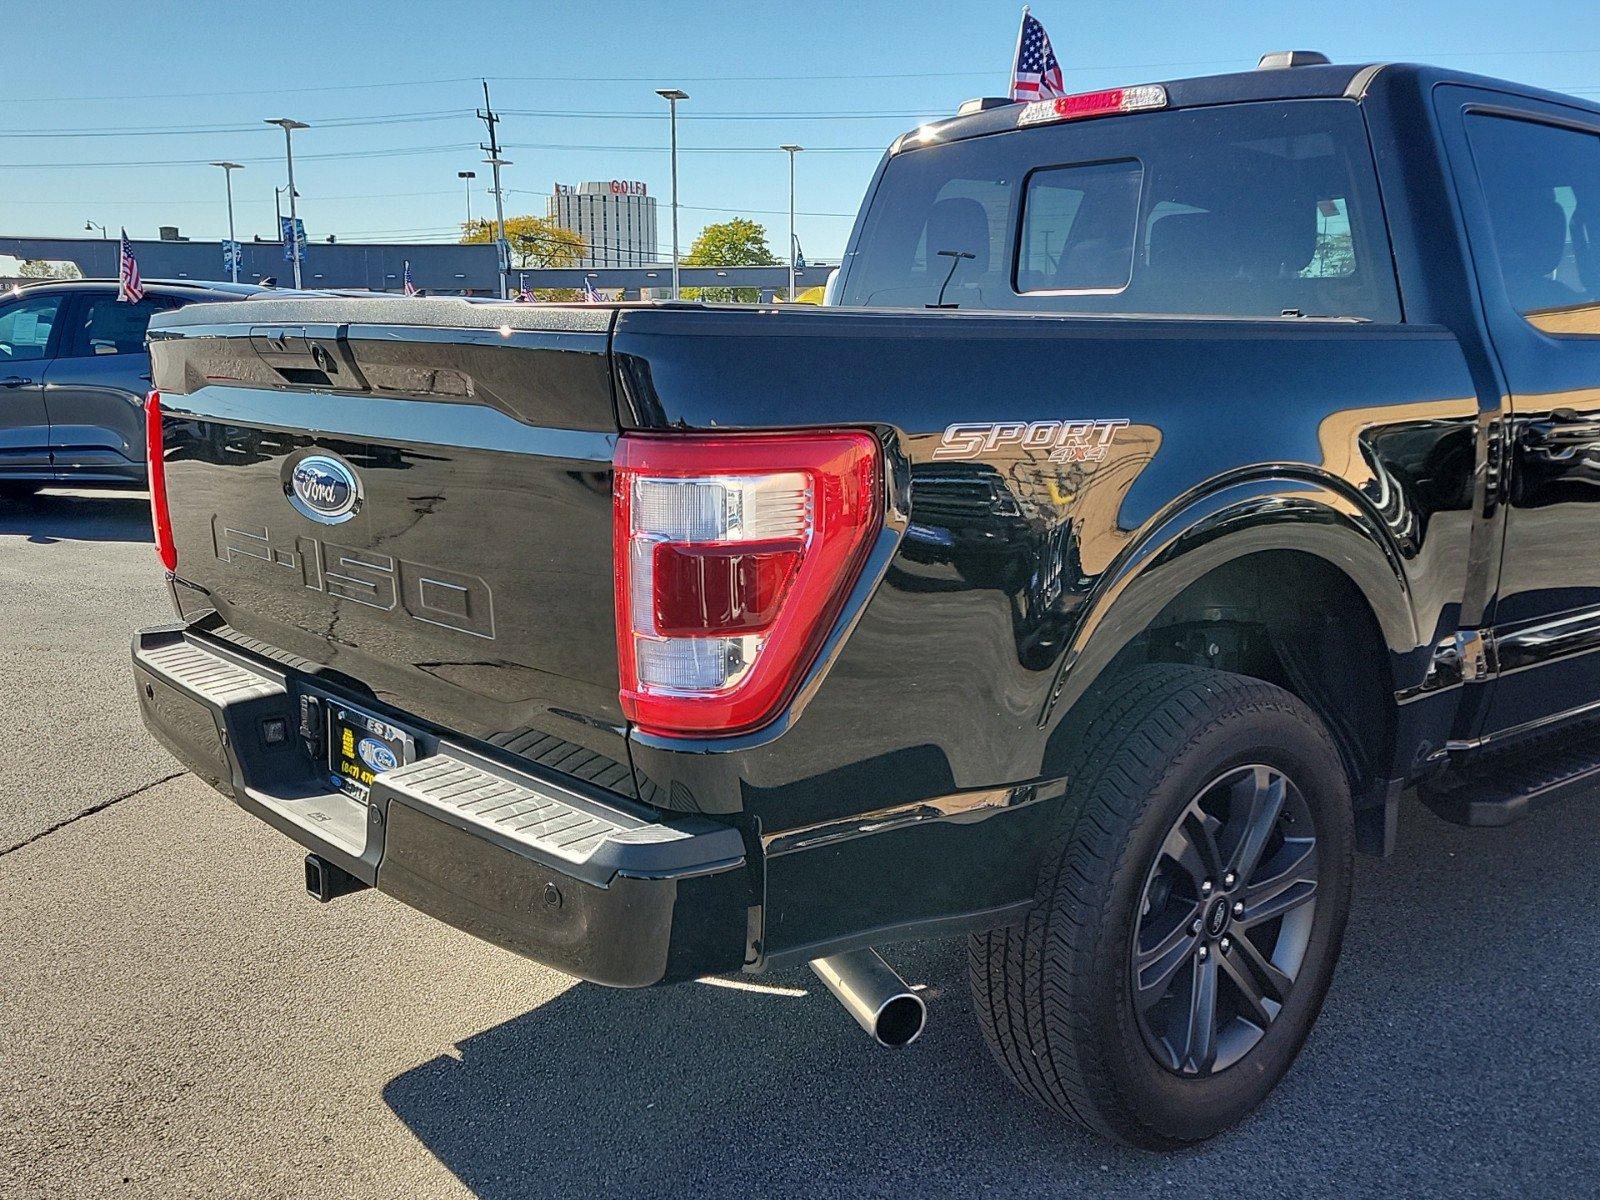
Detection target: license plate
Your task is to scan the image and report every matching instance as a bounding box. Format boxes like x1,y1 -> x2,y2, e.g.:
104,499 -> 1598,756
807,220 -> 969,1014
327,702 -> 415,801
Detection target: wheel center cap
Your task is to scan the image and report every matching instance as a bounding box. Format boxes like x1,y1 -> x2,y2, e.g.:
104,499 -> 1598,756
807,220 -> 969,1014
1206,898 -> 1230,938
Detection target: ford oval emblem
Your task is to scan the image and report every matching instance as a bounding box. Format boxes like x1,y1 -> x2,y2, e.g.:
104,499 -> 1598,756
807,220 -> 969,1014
357,737 -> 399,773
287,455 -> 361,524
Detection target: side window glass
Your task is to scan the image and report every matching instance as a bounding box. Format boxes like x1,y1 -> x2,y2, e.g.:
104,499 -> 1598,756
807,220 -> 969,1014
1465,113 -> 1600,334
67,294 -> 168,357
0,295 -> 63,362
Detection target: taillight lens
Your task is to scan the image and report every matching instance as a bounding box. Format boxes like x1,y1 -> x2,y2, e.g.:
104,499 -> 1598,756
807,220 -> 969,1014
145,390 -> 177,572
614,431 -> 882,737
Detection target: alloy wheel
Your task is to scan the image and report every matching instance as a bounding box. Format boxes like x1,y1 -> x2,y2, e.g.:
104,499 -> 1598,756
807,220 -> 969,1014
1130,764 -> 1320,1076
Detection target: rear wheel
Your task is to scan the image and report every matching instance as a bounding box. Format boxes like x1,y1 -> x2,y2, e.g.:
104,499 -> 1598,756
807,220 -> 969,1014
969,664 -> 1353,1147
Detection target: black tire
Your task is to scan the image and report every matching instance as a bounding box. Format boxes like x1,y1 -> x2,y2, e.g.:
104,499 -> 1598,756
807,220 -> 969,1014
969,664 -> 1353,1147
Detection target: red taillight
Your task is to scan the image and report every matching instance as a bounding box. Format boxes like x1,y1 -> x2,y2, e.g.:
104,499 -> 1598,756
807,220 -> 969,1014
614,431 -> 882,737
145,390 -> 177,572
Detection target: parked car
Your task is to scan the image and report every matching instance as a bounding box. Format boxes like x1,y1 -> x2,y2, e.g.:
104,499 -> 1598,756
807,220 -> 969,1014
0,278 -> 262,495
132,54 -> 1600,1146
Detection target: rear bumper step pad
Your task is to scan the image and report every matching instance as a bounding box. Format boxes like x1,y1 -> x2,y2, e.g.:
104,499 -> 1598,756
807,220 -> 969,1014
132,625 -> 750,985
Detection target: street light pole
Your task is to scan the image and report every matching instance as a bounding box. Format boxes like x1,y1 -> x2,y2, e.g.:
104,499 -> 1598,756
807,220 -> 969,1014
265,118 -> 309,289
84,221 -> 107,239
656,88 -> 688,300
210,161 -> 243,283
458,170 -> 476,228
780,144 -> 803,301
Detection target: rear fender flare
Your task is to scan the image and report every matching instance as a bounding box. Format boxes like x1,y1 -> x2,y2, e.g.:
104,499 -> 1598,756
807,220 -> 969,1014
1043,475 -> 1420,725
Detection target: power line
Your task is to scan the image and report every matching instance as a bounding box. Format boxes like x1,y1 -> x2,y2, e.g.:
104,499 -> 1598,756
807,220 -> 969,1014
0,110 -> 475,139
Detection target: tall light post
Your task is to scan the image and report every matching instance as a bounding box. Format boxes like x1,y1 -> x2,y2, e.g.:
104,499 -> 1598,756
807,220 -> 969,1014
484,155 -> 511,299
210,161 -> 243,283
457,170 -> 476,228
84,220 -> 108,239
656,88 -> 688,299
265,117 -> 309,289
779,144 -> 803,301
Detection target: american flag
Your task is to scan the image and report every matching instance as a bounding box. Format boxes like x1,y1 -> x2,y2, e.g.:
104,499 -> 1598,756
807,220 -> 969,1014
583,278 -> 601,303
1011,10 -> 1065,101
117,229 -> 144,303
402,260 -> 418,296
519,272 -> 533,302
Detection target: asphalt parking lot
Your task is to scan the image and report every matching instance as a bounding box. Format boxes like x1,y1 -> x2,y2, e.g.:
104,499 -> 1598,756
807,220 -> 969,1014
4,486 -> 1599,1199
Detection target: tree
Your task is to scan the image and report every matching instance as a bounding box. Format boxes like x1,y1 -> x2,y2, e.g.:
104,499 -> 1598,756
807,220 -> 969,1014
17,259 -> 81,280
681,218 -> 778,302
460,215 -> 586,299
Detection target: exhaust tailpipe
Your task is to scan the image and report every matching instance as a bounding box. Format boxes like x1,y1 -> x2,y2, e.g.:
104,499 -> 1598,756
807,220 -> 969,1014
810,949 -> 927,1048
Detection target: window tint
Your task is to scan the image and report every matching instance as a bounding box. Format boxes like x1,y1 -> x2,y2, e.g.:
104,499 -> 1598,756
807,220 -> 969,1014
67,293 -> 172,357
1465,113 -> 1600,333
0,294 -> 63,362
840,100 -> 1399,321
1017,160 -> 1142,293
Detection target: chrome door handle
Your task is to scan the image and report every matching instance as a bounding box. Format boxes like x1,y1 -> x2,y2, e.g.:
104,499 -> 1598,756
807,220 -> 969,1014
0,376 -> 27,388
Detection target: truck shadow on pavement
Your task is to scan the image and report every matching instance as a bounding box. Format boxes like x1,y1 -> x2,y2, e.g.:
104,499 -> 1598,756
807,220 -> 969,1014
0,488 -> 152,545
384,795 -> 1600,1200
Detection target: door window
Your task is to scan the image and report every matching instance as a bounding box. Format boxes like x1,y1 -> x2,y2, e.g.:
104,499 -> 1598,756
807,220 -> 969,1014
1465,113 -> 1600,333
0,294 -> 64,362
65,293 -> 174,357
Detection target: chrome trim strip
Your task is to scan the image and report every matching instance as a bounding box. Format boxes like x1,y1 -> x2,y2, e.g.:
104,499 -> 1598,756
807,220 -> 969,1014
762,782 -> 1050,857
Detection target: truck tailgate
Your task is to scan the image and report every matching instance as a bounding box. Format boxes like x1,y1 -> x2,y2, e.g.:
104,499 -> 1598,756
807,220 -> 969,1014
147,299 -> 634,796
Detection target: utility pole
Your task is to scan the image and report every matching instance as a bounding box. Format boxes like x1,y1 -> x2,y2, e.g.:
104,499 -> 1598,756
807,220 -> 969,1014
477,81 -> 511,299
656,89 -> 688,299
457,169 -> 476,228
265,118 -> 309,289
210,161 -> 243,283
780,145 -> 803,301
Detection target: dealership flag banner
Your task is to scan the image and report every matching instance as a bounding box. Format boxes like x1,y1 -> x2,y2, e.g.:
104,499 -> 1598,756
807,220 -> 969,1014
519,272 -> 533,302
1011,7 -> 1066,101
280,216 -> 306,263
583,278 -> 601,303
117,229 -> 144,303
403,260 -> 418,296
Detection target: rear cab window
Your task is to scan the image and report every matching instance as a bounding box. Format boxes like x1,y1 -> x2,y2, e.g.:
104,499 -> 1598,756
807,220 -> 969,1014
840,99 -> 1400,322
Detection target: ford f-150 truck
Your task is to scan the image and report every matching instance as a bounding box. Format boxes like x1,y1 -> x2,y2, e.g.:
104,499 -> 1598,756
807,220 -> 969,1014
131,54 -> 1600,1146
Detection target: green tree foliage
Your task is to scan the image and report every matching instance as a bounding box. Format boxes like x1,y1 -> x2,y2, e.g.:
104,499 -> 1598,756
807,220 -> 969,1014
17,259 -> 81,280
681,217 -> 778,302
460,215 -> 587,299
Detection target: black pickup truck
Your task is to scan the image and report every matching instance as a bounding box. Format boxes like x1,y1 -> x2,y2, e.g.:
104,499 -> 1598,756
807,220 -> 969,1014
132,55 -> 1600,1146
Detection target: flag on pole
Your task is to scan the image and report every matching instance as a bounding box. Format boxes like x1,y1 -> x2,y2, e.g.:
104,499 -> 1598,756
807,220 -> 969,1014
583,278 -> 601,303
402,260 -> 418,296
519,272 -> 533,302
1010,8 -> 1066,101
117,229 -> 144,303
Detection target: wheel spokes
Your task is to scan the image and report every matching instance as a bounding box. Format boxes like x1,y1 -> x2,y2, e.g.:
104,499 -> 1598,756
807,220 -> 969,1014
1226,766 -> 1287,884
1131,763 -> 1322,1079
1240,838 -> 1318,928
1134,907 -> 1203,1011
1162,803 -> 1224,887
1219,932 -> 1292,1027
1180,953 -> 1220,1074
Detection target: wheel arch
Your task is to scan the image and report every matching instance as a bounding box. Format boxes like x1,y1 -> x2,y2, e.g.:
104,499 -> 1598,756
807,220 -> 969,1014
1043,478 -> 1419,839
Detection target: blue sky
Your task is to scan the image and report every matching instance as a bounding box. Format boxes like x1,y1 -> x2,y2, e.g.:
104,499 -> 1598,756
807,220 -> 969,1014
4,0 -> 1600,262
